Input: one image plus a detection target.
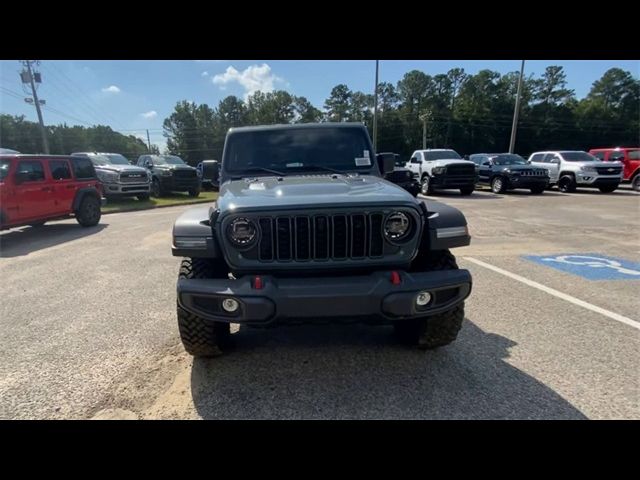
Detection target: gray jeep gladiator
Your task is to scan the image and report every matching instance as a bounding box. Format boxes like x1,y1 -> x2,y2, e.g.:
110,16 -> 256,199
171,123 -> 472,356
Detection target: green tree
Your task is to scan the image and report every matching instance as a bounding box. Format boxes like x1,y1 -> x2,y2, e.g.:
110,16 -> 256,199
324,84 -> 352,122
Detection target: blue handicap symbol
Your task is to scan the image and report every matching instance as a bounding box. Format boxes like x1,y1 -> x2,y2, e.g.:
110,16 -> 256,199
523,253 -> 640,280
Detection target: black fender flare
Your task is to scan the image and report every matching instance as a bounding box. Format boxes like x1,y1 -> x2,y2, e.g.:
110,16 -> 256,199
171,204 -> 221,258
419,200 -> 470,250
72,188 -> 101,212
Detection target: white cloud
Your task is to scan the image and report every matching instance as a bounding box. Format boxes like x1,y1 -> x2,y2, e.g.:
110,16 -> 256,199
141,110 -> 157,119
101,85 -> 121,94
201,71 -> 209,77
212,64 -> 284,99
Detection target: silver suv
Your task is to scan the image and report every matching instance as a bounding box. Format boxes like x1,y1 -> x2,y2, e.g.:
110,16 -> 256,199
528,150 -> 623,193
72,152 -> 151,200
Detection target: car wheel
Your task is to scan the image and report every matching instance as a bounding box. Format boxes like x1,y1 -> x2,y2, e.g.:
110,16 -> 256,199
420,176 -> 432,195
177,258 -> 231,357
558,175 -> 577,193
395,250 -> 465,349
632,175 -> 640,192
530,187 -> 545,194
598,185 -> 617,193
75,195 -> 101,227
188,188 -> 201,198
491,176 -> 505,194
151,179 -> 163,197
136,193 -> 150,201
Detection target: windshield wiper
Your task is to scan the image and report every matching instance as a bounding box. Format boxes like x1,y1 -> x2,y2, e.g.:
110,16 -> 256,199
234,167 -> 287,177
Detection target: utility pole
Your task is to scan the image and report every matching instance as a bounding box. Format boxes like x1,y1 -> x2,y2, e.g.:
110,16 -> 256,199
509,60 -> 525,154
372,60 -> 379,152
146,129 -> 152,151
419,111 -> 431,149
20,60 -> 49,154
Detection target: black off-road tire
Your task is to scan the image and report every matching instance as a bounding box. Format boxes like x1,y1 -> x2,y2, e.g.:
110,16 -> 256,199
177,258 -> 231,357
420,175 -> 433,195
558,174 -> 577,193
188,187 -> 201,198
151,179 -> 163,197
598,185 -> 617,193
632,175 -> 640,192
397,250 -> 465,349
460,186 -> 474,196
136,193 -> 150,201
75,195 -> 101,227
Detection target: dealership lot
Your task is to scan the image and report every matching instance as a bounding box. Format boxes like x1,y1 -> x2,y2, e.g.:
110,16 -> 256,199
0,187 -> 638,419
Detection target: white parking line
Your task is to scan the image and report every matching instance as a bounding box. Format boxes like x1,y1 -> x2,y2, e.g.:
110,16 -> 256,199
463,256 -> 640,331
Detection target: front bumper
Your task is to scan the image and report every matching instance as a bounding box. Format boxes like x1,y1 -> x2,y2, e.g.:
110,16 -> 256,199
102,182 -> 151,196
431,174 -> 477,189
177,269 -> 472,325
576,174 -> 621,187
505,176 -> 549,189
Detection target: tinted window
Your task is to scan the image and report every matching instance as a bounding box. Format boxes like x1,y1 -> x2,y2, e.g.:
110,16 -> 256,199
152,155 -> 185,165
592,152 -> 606,160
609,151 -> 625,162
72,157 -> 96,179
17,160 -> 45,181
104,154 -> 130,165
561,151 -> 597,162
628,150 -> 640,160
50,160 -> 72,180
0,159 -> 10,180
490,154 -> 527,165
423,150 -> 461,160
529,153 -> 545,163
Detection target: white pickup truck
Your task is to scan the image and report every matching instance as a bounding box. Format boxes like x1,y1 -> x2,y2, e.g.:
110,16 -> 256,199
406,149 -> 478,196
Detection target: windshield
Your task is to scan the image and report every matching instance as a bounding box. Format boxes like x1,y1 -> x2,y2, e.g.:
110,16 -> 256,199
153,155 -> 186,165
0,159 -> 10,180
491,154 -> 527,165
561,151 -> 598,162
104,154 -> 130,165
86,155 -> 112,166
223,127 -> 374,175
424,150 -> 461,161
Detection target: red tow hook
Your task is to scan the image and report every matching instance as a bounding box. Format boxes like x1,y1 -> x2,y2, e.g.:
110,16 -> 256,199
253,276 -> 264,290
390,271 -> 401,285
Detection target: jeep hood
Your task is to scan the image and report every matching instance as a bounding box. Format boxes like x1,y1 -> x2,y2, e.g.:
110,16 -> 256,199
217,175 -> 416,212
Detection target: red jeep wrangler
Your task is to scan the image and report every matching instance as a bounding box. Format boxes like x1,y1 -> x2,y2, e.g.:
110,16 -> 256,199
589,147 -> 640,191
0,154 -> 104,230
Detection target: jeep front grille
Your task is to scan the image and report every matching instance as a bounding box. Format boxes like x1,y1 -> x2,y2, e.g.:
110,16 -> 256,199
257,213 -> 386,262
518,169 -> 547,176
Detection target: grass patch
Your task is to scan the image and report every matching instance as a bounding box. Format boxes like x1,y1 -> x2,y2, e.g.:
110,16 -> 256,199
102,191 -> 218,214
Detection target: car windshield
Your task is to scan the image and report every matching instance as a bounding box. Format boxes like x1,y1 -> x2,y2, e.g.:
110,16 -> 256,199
86,155 -> 112,166
153,155 -> 186,165
491,154 -> 527,165
561,151 -> 598,162
424,150 -> 461,160
0,159 -> 10,180
104,154 -> 130,165
223,127 -> 374,175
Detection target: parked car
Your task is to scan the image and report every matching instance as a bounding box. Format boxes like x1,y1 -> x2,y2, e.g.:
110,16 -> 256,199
383,153 -> 420,196
0,154 -> 104,230
137,154 -> 200,197
171,123 -> 472,356
589,147 -> 640,191
469,153 -> 549,194
196,160 -> 220,190
406,149 -> 477,196
528,150 -> 623,193
72,152 -> 151,200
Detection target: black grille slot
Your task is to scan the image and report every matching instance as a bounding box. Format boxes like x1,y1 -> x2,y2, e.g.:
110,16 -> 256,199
174,169 -> 197,179
596,167 -> 622,175
350,214 -> 367,258
259,218 -> 273,261
332,215 -> 348,259
447,164 -> 475,176
369,213 -> 384,257
314,216 -> 330,259
295,217 -> 311,260
276,217 -> 292,260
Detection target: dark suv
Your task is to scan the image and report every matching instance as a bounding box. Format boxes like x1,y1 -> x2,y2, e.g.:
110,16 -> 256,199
137,154 -> 200,197
171,123 -> 473,357
469,153 -> 549,194
1,154 -> 103,230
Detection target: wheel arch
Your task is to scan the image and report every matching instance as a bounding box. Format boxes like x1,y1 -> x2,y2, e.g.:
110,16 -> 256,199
72,188 -> 101,211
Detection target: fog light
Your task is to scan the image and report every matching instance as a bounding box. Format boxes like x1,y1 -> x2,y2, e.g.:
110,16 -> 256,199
222,298 -> 239,313
416,292 -> 431,306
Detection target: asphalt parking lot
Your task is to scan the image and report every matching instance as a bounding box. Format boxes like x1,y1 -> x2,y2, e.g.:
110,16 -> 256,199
0,186 -> 638,419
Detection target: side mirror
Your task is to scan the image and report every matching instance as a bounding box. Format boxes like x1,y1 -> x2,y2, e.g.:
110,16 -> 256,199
551,159 -> 560,164
410,157 -> 418,163
14,171 -> 30,184
482,161 -> 491,166
376,153 -> 396,175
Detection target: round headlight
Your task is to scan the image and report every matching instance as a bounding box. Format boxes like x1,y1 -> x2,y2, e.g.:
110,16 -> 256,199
227,217 -> 257,247
384,212 -> 411,242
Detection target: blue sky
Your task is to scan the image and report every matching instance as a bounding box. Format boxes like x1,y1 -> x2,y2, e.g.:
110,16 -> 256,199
1,60 -> 638,151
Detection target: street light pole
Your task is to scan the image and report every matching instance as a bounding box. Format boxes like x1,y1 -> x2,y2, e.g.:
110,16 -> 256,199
509,60 -> 525,154
23,60 -> 49,154
372,60 -> 379,152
